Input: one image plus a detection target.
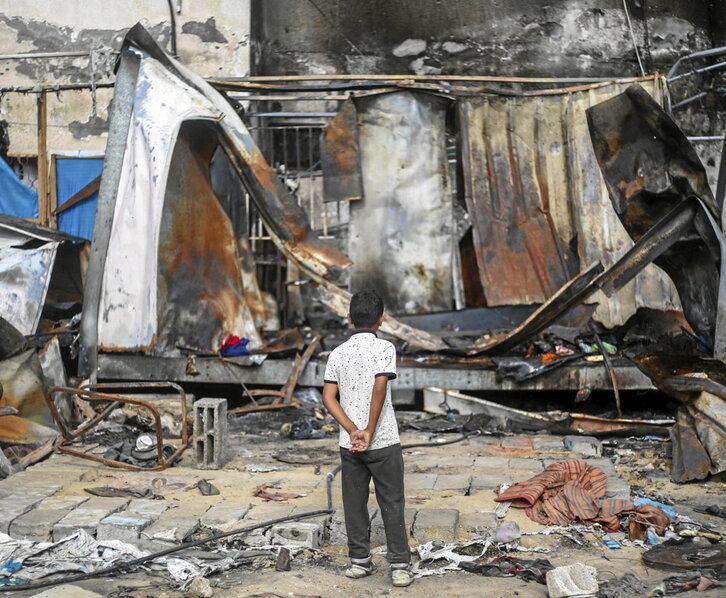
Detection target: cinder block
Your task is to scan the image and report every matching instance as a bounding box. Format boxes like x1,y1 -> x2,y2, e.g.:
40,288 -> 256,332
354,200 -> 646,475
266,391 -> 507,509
53,497 -> 130,541
242,503 -> 295,546
9,495 -> 88,541
271,521 -> 324,549
193,397 -> 228,469
370,508 -> 416,545
412,509 -> 459,542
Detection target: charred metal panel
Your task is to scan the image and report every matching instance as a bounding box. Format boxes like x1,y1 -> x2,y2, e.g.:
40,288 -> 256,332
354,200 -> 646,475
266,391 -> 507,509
0,243 -> 58,335
321,98 -> 362,203
457,78 -> 681,327
350,91 -> 453,313
156,121 -> 261,354
458,97 -> 575,305
587,85 -> 722,349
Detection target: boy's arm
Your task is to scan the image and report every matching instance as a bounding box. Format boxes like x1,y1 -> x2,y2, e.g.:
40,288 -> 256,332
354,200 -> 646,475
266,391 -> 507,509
322,381 -> 359,437
353,375 -> 389,452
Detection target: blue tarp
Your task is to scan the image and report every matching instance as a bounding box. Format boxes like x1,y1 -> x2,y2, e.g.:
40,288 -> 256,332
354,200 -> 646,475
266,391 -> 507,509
0,157 -> 38,219
56,157 -> 103,240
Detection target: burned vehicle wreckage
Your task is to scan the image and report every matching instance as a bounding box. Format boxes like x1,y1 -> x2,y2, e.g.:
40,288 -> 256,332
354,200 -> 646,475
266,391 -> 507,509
0,22 -> 725,489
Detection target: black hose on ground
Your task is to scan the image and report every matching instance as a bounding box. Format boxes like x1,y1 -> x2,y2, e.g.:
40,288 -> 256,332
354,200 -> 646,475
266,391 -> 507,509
1,431 -> 480,593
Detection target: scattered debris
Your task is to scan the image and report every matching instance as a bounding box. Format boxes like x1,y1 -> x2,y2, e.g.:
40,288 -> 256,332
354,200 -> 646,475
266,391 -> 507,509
253,484 -> 306,502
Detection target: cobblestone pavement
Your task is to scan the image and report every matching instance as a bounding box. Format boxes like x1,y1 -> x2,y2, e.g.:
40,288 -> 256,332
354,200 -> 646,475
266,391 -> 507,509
1,423 -> 724,597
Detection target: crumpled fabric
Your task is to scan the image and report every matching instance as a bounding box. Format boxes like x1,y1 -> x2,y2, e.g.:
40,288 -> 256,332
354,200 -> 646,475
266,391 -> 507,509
597,572 -> 650,597
495,460 -> 670,540
459,556 -> 554,584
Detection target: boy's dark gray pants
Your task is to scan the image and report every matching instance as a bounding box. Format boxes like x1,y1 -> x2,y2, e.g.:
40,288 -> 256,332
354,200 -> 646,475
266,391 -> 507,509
340,443 -> 410,564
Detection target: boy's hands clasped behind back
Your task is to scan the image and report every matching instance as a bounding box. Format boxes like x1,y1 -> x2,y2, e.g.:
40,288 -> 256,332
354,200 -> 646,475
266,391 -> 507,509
350,428 -> 371,452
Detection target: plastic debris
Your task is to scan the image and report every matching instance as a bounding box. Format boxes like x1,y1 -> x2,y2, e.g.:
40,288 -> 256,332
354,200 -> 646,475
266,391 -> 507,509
633,497 -> 677,518
494,521 -> 521,544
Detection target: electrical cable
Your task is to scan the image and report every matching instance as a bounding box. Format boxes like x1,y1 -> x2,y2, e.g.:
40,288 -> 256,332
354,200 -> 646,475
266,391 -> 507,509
622,0 -> 646,76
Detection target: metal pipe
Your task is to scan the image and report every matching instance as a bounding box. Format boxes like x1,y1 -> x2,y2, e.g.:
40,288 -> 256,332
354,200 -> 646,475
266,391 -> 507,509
668,60 -> 726,83
667,45 -> 726,79
0,50 -> 98,60
0,82 -> 114,94
166,0 -> 178,57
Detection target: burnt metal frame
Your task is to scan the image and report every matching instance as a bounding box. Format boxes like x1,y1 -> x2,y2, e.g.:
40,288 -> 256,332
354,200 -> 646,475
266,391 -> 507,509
43,381 -> 189,471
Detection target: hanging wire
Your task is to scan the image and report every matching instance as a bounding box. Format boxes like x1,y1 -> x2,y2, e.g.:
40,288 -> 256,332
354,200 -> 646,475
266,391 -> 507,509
622,0 -> 646,77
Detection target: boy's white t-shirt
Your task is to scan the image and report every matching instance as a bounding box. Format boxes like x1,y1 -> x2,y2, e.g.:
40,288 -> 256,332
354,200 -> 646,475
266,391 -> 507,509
323,330 -> 399,451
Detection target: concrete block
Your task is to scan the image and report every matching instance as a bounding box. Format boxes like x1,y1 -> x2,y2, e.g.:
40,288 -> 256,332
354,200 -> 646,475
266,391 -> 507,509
0,493 -> 54,534
9,495 -> 88,542
412,508 -> 459,542
499,436 -> 533,450
270,521 -> 324,549
586,458 -> 617,476
200,503 -> 251,531
458,511 -> 497,537
433,474 -> 471,492
193,397 -> 227,469
370,508 -> 416,546
141,503 -> 210,548
564,435 -> 601,457
290,505 -> 332,528
546,563 -> 599,598
53,497 -> 130,541
404,473 -> 438,490
30,585 -> 104,598
97,513 -> 152,543
604,477 -> 631,500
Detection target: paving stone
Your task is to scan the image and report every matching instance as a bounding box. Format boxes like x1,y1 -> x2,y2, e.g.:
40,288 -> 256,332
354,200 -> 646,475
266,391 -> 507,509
458,511 -> 497,537
507,458 -> 544,471
468,435 -> 501,447
9,495 -> 88,542
271,521 -> 324,549
200,503 -> 251,531
0,493 -> 55,534
241,502 -> 295,546
585,458 -> 617,476
604,477 -> 631,499
127,498 -> 172,519
499,436 -> 533,450
473,456 -> 509,469
433,474 -> 471,492
412,508 -> 459,542
328,508 -> 376,546
97,513 -> 152,543
53,497 -> 130,541
370,508 -> 416,546
470,473 -> 511,491
404,473 -> 438,490
532,436 -> 567,451
564,435 -> 601,457
141,503 -> 210,548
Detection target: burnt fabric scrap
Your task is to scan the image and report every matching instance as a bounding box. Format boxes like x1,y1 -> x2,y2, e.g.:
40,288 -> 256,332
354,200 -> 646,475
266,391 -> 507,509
494,460 -> 670,540
459,556 -> 554,584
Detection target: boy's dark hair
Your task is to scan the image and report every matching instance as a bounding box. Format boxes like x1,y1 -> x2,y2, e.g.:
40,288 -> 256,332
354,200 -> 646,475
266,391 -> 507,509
349,288 -> 384,328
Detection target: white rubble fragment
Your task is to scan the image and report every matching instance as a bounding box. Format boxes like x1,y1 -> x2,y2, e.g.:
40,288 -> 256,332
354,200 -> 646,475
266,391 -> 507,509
392,38 -> 427,57
442,41 -> 468,54
546,562 -> 599,598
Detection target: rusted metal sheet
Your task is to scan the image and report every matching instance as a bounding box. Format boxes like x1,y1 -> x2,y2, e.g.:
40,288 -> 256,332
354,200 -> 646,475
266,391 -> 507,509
350,91 -> 454,313
321,98 -> 362,203
0,349 -> 58,444
588,85 -> 726,353
671,406 -> 712,483
87,24 -> 350,364
156,121 -> 260,355
457,77 -> 681,328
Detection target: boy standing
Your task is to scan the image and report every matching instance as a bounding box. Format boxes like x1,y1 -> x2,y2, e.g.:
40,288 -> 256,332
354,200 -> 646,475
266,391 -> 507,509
322,289 -> 414,587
